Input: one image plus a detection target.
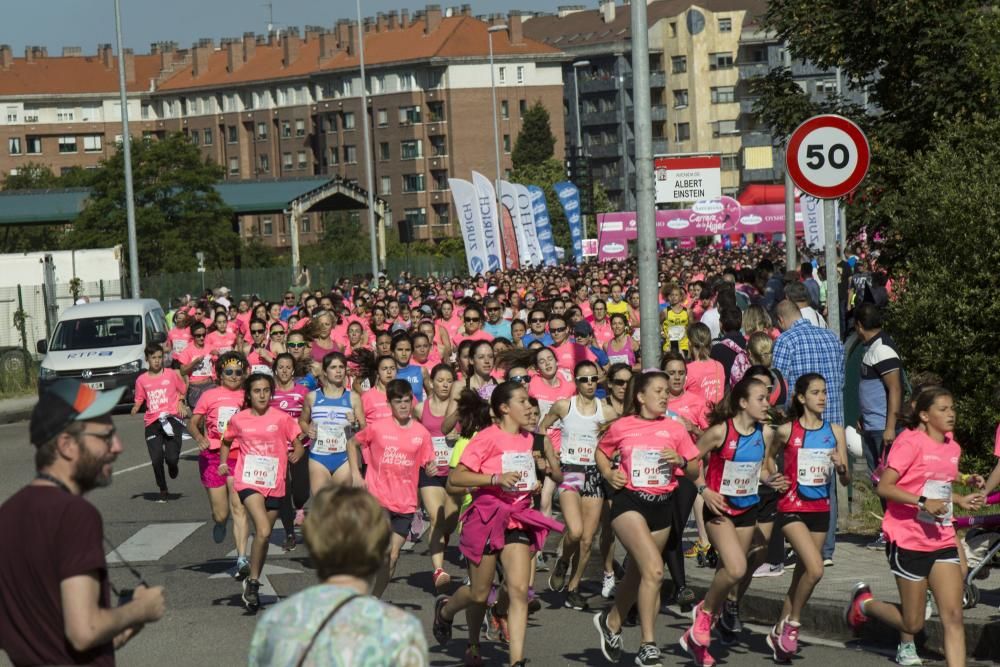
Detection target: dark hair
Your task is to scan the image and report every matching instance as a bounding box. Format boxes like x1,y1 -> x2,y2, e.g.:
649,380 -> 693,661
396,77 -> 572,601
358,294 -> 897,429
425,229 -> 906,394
215,350 -> 248,379
272,352 -> 295,371
900,386 -> 953,430
243,371 -> 276,409
390,332 -> 413,352
489,380 -> 529,419
189,320 -> 206,335
659,350 -> 686,371
144,343 -> 163,359
456,389 -> 492,438
573,360 -> 598,377
609,312 -> 629,328
791,372 -> 826,420
800,261 -> 814,277
463,303 -> 484,320
469,340 -> 494,363
720,307 -> 743,333
606,362 -> 633,382
623,370 -> 669,417
855,302 -> 883,330
248,317 -> 267,332
321,351 -> 348,372
709,376 -> 768,426
385,378 -> 413,402
429,363 -> 456,381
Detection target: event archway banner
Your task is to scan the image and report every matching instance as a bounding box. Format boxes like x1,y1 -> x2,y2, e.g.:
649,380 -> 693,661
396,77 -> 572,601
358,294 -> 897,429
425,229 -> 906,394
596,196 -> 803,260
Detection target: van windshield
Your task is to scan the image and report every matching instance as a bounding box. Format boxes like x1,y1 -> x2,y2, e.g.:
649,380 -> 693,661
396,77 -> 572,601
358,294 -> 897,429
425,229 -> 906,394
50,315 -> 143,351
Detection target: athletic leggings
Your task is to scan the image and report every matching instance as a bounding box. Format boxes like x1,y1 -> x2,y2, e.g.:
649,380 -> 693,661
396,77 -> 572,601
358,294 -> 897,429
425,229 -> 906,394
144,419 -> 182,492
279,456 -> 311,533
664,476 -> 698,590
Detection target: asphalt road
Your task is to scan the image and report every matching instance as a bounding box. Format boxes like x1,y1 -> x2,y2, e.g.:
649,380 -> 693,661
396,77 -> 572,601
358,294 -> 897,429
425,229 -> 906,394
0,413 -> 969,666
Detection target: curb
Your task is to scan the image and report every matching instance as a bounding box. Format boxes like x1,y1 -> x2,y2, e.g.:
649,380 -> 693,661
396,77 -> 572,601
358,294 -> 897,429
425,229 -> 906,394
0,407 -> 34,425
686,582 -> 1000,661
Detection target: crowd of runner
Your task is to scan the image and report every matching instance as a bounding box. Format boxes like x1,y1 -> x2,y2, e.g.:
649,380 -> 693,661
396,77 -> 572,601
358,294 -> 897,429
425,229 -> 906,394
125,242 -> 982,667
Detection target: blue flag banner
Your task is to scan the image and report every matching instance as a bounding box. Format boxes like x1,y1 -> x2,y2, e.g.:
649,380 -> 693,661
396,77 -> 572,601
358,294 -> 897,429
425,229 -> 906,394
554,181 -> 584,263
527,185 -> 558,266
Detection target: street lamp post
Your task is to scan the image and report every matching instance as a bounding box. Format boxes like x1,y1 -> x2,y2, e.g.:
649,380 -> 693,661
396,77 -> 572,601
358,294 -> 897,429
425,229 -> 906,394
572,60 -> 590,239
488,24 -> 507,268
357,0 -> 380,278
113,0 -> 140,298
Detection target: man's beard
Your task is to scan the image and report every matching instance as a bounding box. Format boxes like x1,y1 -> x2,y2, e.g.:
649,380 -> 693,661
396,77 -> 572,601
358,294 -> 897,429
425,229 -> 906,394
73,445 -> 113,493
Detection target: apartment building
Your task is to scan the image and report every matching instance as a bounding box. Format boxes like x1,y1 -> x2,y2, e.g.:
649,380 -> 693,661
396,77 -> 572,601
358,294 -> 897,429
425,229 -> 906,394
523,0 -> 765,209
0,5 -> 567,248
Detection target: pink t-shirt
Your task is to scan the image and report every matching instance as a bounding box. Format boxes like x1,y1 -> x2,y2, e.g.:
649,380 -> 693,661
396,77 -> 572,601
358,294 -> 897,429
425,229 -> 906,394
361,387 -> 392,424
167,326 -> 192,354
994,423 -> 1000,457
882,428 -> 961,552
668,391 -> 710,431
528,375 -> 576,451
205,330 -> 237,357
459,424 -> 536,505
193,386 -> 245,449
590,319 -> 614,347
685,359 -> 726,406
134,369 -> 186,426
452,328 -> 494,347
227,408 -> 301,498
551,341 -> 597,375
270,384 -> 310,419
356,418 -> 433,514
174,344 -> 214,382
598,415 -> 698,495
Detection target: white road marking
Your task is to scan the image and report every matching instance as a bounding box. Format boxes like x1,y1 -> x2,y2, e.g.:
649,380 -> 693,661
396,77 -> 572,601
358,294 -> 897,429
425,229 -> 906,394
224,529 -> 297,559
113,446 -> 199,475
106,522 -> 204,563
209,562 -> 302,606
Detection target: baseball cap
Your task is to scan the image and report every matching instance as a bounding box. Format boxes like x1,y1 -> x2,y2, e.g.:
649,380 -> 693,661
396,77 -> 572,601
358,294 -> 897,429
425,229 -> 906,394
573,321 -> 594,337
30,379 -> 124,446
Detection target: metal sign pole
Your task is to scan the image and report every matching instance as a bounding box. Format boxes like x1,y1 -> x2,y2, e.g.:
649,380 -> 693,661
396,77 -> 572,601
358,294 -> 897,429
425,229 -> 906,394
823,198 -> 840,340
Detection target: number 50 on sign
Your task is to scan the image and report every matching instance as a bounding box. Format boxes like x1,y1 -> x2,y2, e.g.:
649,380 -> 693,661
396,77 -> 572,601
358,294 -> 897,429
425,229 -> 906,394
786,115 -> 870,199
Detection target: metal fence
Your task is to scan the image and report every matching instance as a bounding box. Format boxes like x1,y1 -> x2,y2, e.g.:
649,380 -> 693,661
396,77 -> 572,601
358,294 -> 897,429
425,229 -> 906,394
141,256 -> 465,305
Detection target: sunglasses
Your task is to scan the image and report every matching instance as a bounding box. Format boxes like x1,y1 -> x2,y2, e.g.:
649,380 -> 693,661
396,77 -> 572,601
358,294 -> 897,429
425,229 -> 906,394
287,342 -> 307,349
610,378 -> 631,387
509,374 -> 531,384
529,317 -> 547,324
575,375 -> 599,384
550,326 -> 568,334
222,368 -> 244,377
464,317 -> 481,323
193,332 -> 206,337
251,328 -> 266,334
486,307 -> 501,312
270,330 -> 284,336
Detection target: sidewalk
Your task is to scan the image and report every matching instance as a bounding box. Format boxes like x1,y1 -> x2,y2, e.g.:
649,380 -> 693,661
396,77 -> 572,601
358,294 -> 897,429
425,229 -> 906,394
0,395 -> 36,424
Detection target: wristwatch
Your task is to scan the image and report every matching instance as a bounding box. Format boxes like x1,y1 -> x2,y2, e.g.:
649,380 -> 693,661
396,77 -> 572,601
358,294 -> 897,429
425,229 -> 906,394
697,484 -> 707,496
917,495 -> 927,510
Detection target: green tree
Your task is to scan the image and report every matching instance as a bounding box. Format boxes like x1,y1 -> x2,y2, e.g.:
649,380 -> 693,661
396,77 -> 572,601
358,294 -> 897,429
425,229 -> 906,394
65,133 -> 237,276
512,101 -> 556,168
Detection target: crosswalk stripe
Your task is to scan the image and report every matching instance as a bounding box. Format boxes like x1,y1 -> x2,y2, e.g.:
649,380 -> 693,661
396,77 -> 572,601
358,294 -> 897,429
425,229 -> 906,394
106,522 -> 204,563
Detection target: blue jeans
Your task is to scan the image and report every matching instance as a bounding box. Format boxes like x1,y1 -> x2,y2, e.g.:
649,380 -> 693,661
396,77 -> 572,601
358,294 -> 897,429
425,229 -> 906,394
823,475 -> 838,559
861,429 -> 885,476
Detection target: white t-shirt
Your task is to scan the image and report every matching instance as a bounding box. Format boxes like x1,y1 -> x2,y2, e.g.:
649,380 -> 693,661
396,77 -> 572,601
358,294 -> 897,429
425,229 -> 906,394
700,308 -> 721,340
800,306 -> 827,328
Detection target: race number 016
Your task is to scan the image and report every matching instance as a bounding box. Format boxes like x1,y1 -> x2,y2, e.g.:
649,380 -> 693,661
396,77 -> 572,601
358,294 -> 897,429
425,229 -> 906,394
786,114 -> 870,199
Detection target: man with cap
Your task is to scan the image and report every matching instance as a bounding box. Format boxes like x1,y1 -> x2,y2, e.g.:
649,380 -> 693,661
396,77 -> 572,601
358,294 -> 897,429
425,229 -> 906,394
482,296 -> 512,340
0,380 -> 166,666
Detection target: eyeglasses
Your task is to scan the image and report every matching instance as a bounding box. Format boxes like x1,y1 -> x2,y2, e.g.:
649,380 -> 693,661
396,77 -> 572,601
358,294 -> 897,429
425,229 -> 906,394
464,317 -> 481,323
610,377 -> 631,387
222,368 -> 244,377
575,375 -> 599,384
287,342 -> 307,349
550,326 -> 567,334
529,317 -> 547,324
509,374 -> 531,384
251,328 -> 265,334
486,307 -> 501,312
79,428 -> 117,448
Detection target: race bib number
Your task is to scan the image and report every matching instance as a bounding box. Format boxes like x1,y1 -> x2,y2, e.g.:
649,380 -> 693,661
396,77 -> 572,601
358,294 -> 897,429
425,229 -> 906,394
502,451 -> 538,492
917,479 -> 953,527
313,423 -> 347,455
563,432 -> 597,465
216,346 -> 233,355
241,454 -> 279,489
217,407 -> 238,436
173,338 -> 188,352
720,460 -> 761,498
432,436 -> 451,471
630,448 -> 669,489
194,356 -> 213,377
797,448 -> 833,487
608,354 -> 629,366
668,325 -> 685,342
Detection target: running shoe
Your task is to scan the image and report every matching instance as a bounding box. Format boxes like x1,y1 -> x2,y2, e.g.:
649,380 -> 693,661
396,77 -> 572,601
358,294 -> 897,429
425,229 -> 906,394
689,601 -> 714,647
548,557 -> 569,592
752,563 -> 785,577
432,595 -> 453,644
866,532 -> 887,550
235,555 -> 250,581
483,606 -> 502,642
593,608 -> 623,662
675,586 -> 696,613
535,551 -> 550,572
565,589 -> 588,611
765,622 -> 793,663
433,568 -> 451,591
679,628 -> 716,667
167,461 -> 179,479
634,642 -> 663,666
212,519 -> 227,544
684,540 -> 708,559
282,532 -> 296,552
527,587 -> 541,614
601,571 -> 617,599
242,578 -> 260,612
464,643 -> 484,667
497,614 -> 511,643
895,641 -> 922,666
823,558 -> 835,567
776,618 -> 799,655
156,490 -> 168,503
845,582 -> 872,632
718,599 -> 742,634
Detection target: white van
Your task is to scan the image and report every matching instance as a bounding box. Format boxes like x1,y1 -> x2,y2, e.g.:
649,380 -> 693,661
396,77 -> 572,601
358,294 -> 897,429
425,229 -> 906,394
37,299 -> 168,403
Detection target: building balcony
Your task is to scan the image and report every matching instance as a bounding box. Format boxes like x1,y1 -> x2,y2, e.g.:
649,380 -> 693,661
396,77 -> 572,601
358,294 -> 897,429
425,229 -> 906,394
627,138 -> 670,156
581,110 -> 620,127
650,105 -> 668,121
425,120 -> 446,135
587,143 -> 623,159
578,76 -> 620,94
738,62 -> 772,80
597,173 -> 625,192
625,71 -> 666,89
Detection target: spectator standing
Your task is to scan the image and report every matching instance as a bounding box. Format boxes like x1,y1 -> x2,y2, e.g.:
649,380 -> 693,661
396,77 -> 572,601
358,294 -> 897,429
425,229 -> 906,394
800,262 -> 822,310
855,302 -> 904,474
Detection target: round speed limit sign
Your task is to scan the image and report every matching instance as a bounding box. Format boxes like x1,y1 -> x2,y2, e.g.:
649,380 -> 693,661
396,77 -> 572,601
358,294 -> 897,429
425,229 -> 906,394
786,115 -> 870,199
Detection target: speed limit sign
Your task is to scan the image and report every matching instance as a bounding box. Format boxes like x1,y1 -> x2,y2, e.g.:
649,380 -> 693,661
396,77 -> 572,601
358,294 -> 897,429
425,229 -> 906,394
786,115 -> 870,199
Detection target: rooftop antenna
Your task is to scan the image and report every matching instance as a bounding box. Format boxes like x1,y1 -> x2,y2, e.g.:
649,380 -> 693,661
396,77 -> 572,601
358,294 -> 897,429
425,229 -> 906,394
264,1 -> 274,34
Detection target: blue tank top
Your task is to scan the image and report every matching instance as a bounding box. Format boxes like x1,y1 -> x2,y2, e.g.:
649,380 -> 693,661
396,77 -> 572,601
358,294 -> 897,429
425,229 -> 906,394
310,388 -> 354,456
396,364 -> 425,402
792,420 -> 836,501
706,420 -> 766,510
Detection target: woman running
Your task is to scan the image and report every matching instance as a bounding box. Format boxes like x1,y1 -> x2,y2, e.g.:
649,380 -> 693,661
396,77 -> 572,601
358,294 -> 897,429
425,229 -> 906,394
598,362 -> 633,599
270,353 -> 311,549
528,347 -> 576,526
592,370 -> 699,667
682,376 -> 783,667
299,352 -> 361,494
391,333 -> 425,402
434,381 -> 563,667
540,360 -> 617,611
131,343 -> 188,502
285,330 -> 318,391
846,387 -> 982,667
455,340 -> 497,400
764,373 -> 849,660
350,350 -> 397,429
175,320 -> 215,408
189,352 -> 251,578
684,323 -> 725,407
604,314 -> 637,370
414,363 -> 460,592
218,371 -> 305,613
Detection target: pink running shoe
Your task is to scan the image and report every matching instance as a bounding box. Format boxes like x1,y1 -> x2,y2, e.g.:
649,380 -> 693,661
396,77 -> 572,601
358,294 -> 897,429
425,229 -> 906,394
777,619 -> 799,655
845,582 -> 873,632
765,622 -> 793,663
680,628 -> 716,667
690,601 -> 714,647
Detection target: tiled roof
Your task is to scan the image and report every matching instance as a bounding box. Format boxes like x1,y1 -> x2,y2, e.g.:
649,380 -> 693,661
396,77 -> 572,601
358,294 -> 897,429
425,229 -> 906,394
156,16 -> 562,93
0,54 -> 162,96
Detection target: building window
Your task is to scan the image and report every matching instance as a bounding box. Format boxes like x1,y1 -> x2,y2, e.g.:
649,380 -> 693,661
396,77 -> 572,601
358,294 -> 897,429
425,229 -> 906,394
674,123 -> 690,142
405,207 -> 427,226
282,152 -> 293,169
262,217 -> 273,235
58,136 -> 77,153
8,137 -> 21,155
259,154 -> 270,172
709,52 -> 734,70
141,104 -> 151,120
501,100 -> 509,119
402,173 -> 425,193
721,153 -> 739,171
83,135 -> 102,152
399,72 -> 416,91
498,66 -> 506,84
430,135 -> 447,156
379,142 -> 390,161
516,65 -> 524,84
672,89 -> 688,108
295,119 -> 306,136
380,175 -> 392,194
344,145 -> 357,163
711,86 -> 736,104
342,112 -> 355,130
204,128 -> 213,145
671,56 -> 687,74
57,109 -> 75,122
428,101 -> 445,122
712,119 -> 738,137
718,17 -> 732,32
281,121 -> 291,138
816,79 -> 838,95
191,130 -> 200,145
398,105 -> 421,125
377,108 -> 388,127
431,170 -> 448,190
257,122 -> 268,139
433,204 -> 450,227
519,99 -> 527,117
228,157 -> 239,175
297,151 -> 308,169
26,136 -> 41,154
401,139 -> 422,159
6,106 -> 18,123
503,134 -> 511,153
227,126 -> 238,143
328,146 -> 339,165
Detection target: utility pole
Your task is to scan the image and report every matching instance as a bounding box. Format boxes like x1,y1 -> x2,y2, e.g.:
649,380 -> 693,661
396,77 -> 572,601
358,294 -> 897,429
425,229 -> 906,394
113,0 -> 140,298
